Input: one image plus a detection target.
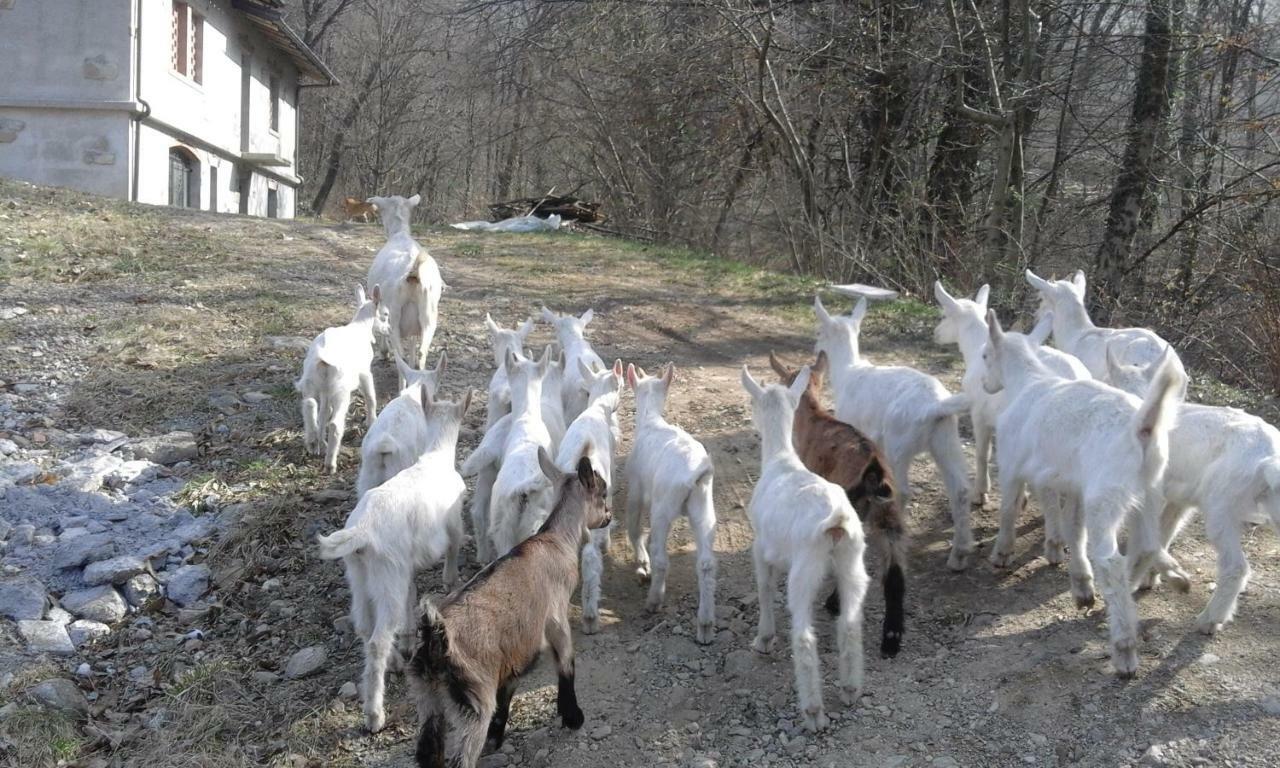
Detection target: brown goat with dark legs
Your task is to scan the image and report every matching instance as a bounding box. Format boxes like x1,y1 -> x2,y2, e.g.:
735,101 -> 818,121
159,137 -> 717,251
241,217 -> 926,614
409,449 -> 611,768
769,350 -> 909,657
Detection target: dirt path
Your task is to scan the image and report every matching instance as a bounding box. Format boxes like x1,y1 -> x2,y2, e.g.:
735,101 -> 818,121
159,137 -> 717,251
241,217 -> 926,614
1,180 -> 1278,767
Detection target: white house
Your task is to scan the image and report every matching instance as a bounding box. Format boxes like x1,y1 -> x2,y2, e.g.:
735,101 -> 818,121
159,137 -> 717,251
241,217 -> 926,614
0,0 -> 336,219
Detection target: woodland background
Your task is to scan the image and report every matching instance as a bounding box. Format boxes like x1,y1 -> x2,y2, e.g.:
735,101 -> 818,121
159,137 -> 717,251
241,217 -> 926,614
285,0 -> 1280,396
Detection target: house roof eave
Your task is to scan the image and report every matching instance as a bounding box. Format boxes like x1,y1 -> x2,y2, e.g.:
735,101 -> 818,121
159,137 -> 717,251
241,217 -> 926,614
231,0 -> 339,86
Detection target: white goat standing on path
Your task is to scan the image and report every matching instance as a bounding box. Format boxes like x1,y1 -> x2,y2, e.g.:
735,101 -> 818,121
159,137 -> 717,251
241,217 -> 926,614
982,311 -> 1184,677
316,387 -> 472,734
741,365 -> 868,732
297,284 -> 389,473
1025,269 -> 1187,397
355,352 -> 447,497
625,364 -> 717,644
557,359 -> 625,634
464,346 -> 556,557
366,194 -> 443,378
1105,354 -> 1280,634
542,306 -> 605,424
813,295 -> 975,570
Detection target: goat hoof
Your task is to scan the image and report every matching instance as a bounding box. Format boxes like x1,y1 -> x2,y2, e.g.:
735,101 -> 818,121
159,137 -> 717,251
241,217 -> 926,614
880,630 -> 902,658
365,710 -> 386,734
988,550 -> 1013,569
636,567 -> 651,584
948,548 -> 973,572
839,686 -> 861,706
1165,570 -> 1192,594
1194,615 -> 1223,636
695,621 -> 714,645
561,707 -> 585,730
581,616 -> 600,635
752,635 -> 776,654
1044,541 -> 1067,565
1111,640 -> 1139,679
971,493 -> 988,509
644,599 -> 663,614
801,709 -> 829,732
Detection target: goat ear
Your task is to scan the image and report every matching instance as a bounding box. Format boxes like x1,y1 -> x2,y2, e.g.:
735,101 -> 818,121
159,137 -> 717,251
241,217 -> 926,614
1071,269 -> 1087,295
850,297 -> 868,324
1104,343 -> 1123,376
788,365 -> 812,402
612,359 -> 624,379
575,454 -> 596,490
741,365 -> 765,400
1025,269 -> 1050,293
813,350 -> 830,377
1028,312 -> 1054,346
933,281 -> 958,312
419,383 -> 434,420
484,313 -> 499,335
458,389 -> 474,418
370,284 -> 382,305
625,363 -> 638,390
768,351 -> 789,380
536,344 -> 554,375
355,284 -> 367,305
540,305 -> 557,324
503,348 -> 519,374
580,308 -> 594,326
974,283 -> 990,310
661,364 -> 675,388
518,317 -> 535,338
986,310 -> 1004,346
814,294 -> 832,324
408,193 -> 421,207
395,353 -> 414,381
537,446 -> 560,483
434,349 -> 448,376
578,357 -> 595,382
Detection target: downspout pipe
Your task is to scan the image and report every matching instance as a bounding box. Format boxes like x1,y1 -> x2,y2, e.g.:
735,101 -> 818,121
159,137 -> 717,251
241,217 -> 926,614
130,0 -> 151,203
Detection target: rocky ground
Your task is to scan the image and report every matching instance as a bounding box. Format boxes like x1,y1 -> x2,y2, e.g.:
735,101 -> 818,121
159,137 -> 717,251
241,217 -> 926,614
1,178 -> 1279,767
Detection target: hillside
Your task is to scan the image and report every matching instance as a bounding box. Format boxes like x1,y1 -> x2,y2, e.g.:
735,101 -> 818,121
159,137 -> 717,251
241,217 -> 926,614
1,179 -> 1278,767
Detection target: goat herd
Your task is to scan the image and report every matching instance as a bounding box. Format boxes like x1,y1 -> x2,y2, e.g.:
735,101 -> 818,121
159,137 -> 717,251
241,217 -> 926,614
292,194 -> 1280,767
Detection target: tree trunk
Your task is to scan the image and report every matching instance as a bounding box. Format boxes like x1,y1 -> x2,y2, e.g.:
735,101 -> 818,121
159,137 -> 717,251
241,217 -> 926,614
310,65 -> 380,215
1092,0 -> 1175,320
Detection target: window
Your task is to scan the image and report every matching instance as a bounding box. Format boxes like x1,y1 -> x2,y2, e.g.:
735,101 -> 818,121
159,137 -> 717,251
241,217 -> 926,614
168,148 -> 199,209
269,75 -> 280,133
171,3 -> 203,84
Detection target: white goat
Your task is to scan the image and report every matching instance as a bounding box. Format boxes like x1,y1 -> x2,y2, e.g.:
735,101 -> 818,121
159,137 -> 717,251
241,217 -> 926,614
355,352 -> 447,497
1025,269 -> 1188,397
1106,354 -> 1280,634
625,364 -> 717,644
741,365 -> 868,732
297,284 -> 390,473
982,311 -> 1184,677
463,346 -> 556,557
542,306 -> 605,424
557,358 -> 625,634
367,194 -> 443,377
316,387 -> 472,733
813,295 -> 975,570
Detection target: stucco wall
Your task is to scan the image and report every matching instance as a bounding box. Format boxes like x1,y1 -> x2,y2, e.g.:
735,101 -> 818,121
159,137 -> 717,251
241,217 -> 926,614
0,1 -> 132,102
0,108 -> 130,198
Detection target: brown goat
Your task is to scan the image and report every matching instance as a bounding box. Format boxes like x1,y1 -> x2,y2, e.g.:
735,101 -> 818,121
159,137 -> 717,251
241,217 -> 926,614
343,196 -> 378,222
769,350 -> 909,657
409,449 -> 611,768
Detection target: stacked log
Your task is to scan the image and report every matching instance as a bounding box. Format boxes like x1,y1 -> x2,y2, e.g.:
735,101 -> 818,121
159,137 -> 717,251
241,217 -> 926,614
488,195 -> 605,223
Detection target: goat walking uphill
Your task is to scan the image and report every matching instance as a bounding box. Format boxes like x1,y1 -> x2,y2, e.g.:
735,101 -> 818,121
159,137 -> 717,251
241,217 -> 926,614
409,451 -> 611,768
625,364 -> 718,644
1106,354 -> 1280,634
982,311 -> 1184,678
542,305 -> 606,424
1025,269 -> 1187,398
356,352 -> 447,497
463,346 -> 556,558
366,194 -> 443,378
316,387 -> 472,734
742,365 -> 869,732
297,284 -> 389,473
557,359 -> 626,634
769,351 -> 905,657
813,295 -> 975,570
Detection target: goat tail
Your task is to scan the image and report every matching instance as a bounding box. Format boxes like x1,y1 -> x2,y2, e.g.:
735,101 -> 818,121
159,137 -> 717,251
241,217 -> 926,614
818,503 -> 862,545
1132,354 -> 1186,485
685,460 -> 715,522
407,247 -> 430,285
316,527 -> 368,560
929,393 -> 971,421
1260,460 -> 1280,533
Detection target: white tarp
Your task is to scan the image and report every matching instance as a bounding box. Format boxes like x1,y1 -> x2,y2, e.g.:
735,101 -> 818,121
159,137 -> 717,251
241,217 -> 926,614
829,283 -> 899,301
451,213 -> 563,233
